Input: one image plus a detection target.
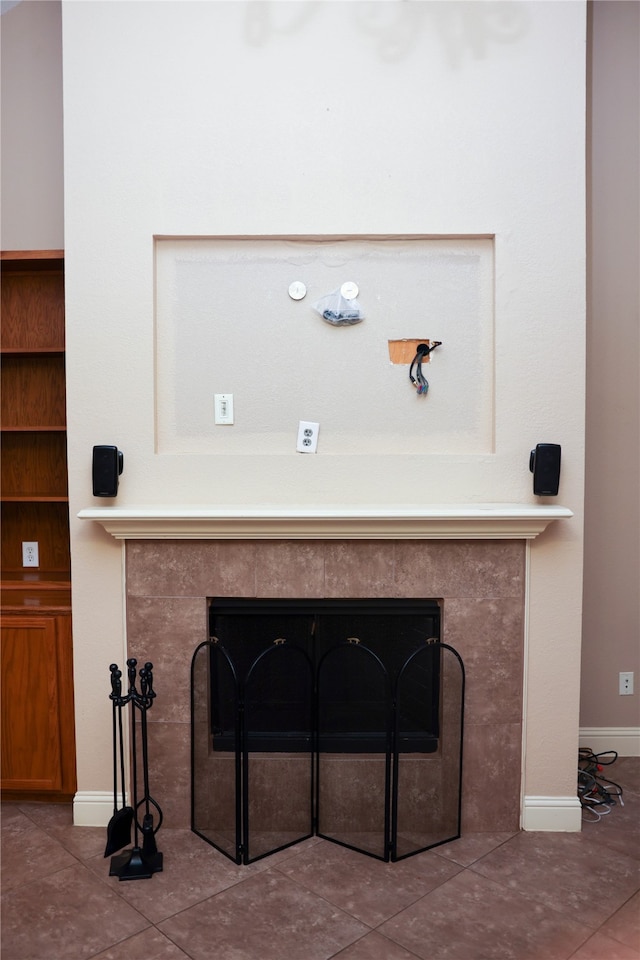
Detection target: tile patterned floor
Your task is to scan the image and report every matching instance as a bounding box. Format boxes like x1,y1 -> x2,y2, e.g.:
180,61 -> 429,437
1,758 -> 638,960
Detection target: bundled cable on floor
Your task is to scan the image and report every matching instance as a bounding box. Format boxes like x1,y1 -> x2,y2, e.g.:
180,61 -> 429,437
577,747 -> 624,822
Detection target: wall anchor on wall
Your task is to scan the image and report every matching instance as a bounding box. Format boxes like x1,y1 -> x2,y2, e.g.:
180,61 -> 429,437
288,281 -> 307,300
409,342 -> 441,395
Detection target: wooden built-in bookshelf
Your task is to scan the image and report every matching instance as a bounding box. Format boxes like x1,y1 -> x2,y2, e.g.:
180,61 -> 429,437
1,251 -> 76,799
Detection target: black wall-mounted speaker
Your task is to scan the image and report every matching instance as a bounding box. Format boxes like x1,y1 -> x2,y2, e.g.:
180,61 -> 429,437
92,445 -> 124,498
529,443 -> 561,496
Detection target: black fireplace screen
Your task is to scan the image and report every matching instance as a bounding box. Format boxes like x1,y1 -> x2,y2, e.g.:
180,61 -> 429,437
191,599 -> 464,864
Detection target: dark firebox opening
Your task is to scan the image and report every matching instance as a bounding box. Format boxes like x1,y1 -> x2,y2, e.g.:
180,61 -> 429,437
207,598 -> 441,754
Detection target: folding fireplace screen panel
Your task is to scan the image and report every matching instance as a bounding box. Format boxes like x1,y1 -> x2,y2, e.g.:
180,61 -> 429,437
191,599 -> 465,864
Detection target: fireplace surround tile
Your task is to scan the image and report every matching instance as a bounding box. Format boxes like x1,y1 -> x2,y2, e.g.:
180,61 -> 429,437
324,540 -> 395,597
254,540 -> 325,597
393,540 -> 525,599
126,540 -> 256,598
145,720 -> 190,829
127,537 -> 526,835
126,596 -> 206,723
442,597 -> 524,725
461,722 -> 522,832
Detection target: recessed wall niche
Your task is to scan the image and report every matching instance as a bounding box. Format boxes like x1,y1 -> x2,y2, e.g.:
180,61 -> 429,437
155,236 -> 494,455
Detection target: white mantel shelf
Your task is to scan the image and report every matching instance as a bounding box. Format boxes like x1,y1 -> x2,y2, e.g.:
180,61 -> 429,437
78,504 -> 573,540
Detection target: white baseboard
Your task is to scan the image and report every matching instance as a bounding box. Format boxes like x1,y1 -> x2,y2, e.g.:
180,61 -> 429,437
521,795 -> 582,832
579,727 -> 640,757
73,791 -> 118,827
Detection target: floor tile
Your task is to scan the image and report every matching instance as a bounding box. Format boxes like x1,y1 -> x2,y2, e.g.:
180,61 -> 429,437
469,830 -> 640,928
568,929 -> 640,959
1,862 -> 149,960
378,868 -> 589,960
0,807 -> 77,893
276,840 -> 461,927
158,869 -> 369,960
90,928 -> 193,960
609,757 -> 640,796
431,831 -> 518,867
18,801 -> 107,860
332,930 -> 423,959
87,828 -> 265,924
580,785 -> 640,860
1,802 -> 26,825
2,768 -> 639,960
599,891 -> 640,952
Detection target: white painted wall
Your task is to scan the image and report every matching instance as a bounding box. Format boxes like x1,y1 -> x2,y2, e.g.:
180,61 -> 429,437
581,0 -> 640,740
154,236 -> 495,455
60,1 -> 586,816
0,0 -> 64,250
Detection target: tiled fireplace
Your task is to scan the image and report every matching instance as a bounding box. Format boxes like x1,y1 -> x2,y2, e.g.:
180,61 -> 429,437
124,536 -> 526,835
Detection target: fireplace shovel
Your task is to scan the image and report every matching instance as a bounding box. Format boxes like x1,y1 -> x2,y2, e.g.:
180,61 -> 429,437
104,666 -> 134,857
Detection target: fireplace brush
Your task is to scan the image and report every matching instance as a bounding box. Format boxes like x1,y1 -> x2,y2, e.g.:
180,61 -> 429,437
106,658 -> 163,881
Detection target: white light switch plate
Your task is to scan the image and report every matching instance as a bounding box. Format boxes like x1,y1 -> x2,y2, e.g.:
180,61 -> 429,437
214,394 -> 234,424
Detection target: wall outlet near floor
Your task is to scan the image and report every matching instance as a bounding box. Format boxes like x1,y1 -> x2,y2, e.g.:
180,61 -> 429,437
619,671 -> 634,695
296,420 -> 319,453
22,541 -> 39,568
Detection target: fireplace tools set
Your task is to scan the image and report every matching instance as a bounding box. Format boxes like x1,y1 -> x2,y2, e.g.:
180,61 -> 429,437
105,659 -> 163,880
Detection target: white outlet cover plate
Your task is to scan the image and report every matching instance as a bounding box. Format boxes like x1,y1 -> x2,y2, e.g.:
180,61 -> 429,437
296,420 -> 319,453
22,541 -> 39,567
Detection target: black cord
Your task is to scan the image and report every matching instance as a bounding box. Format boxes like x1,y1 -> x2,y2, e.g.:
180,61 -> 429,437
409,342 -> 441,396
578,747 -> 624,814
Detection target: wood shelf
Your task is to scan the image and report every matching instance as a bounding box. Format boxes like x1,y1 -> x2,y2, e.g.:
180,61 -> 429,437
1,425 -> 67,432
1,588 -> 72,612
1,496 -> 70,503
2,571 -> 71,588
1,348 -> 65,356
1,250 -> 64,261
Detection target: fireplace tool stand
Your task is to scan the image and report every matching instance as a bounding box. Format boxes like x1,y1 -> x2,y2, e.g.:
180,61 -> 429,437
106,659 -> 163,880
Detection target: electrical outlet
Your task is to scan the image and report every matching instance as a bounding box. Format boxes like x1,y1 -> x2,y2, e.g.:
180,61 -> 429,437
22,541 -> 39,568
296,420 -> 319,453
619,672 -> 634,695
214,394 -> 234,425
